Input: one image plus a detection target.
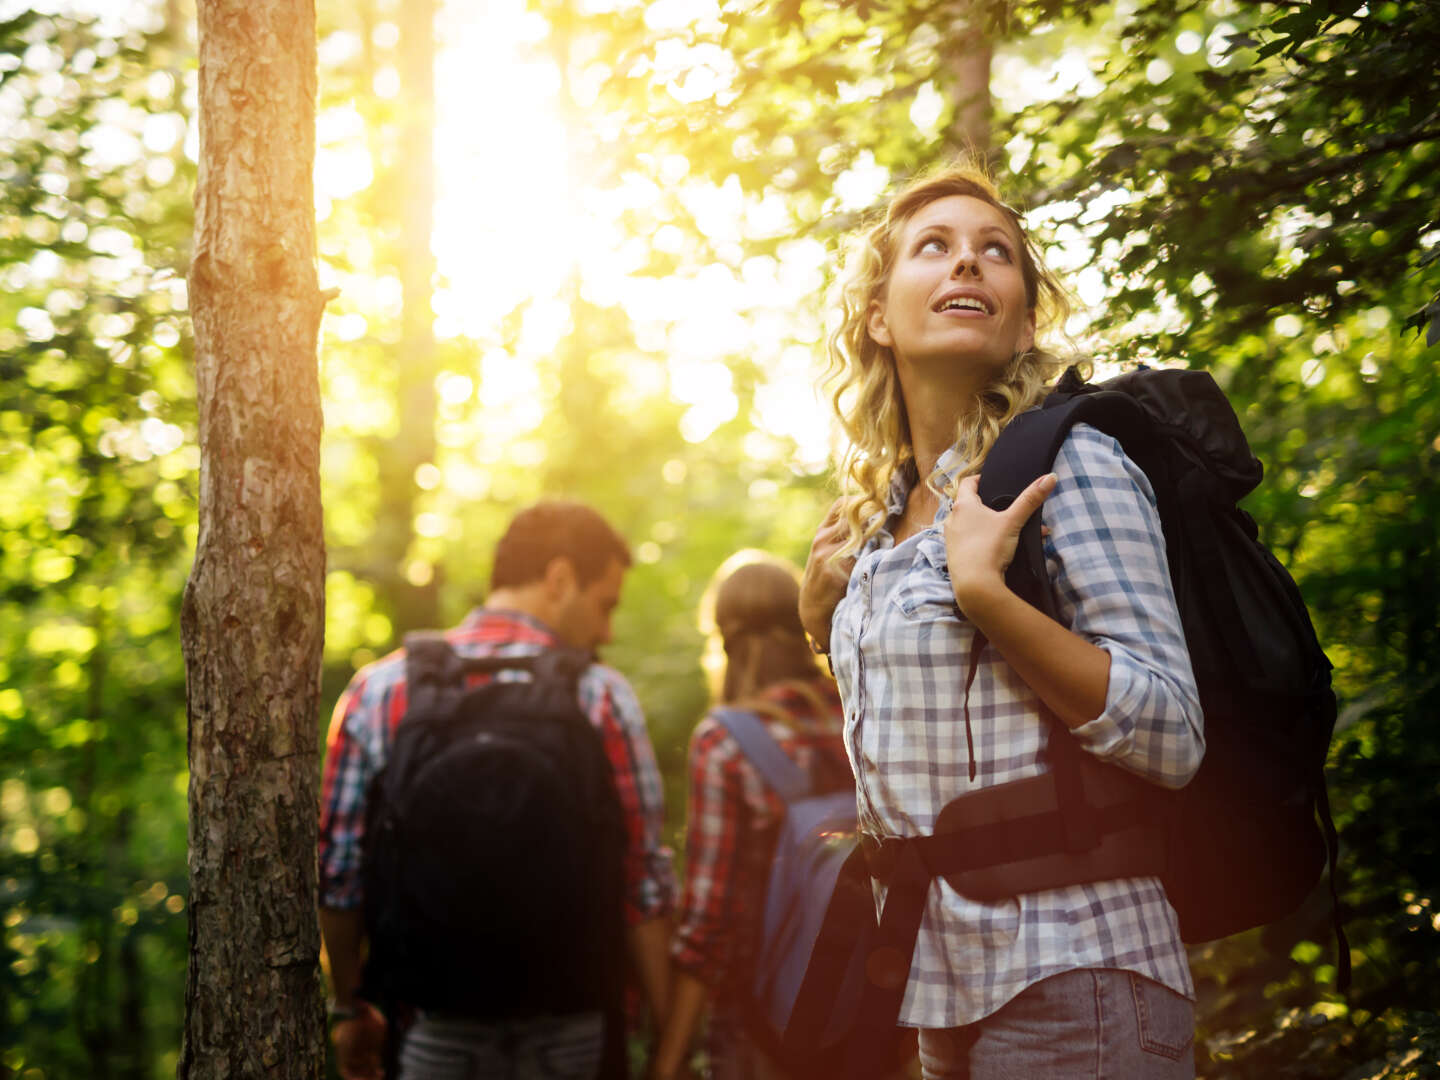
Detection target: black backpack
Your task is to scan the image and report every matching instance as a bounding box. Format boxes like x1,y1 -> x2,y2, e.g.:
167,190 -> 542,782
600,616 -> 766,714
359,633 -> 628,1077
841,365 -> 1345,1039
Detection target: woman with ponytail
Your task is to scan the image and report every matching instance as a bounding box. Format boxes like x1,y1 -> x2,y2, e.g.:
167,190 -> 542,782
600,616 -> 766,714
650,553 -> 850,1080
799,164 -> 1205,1079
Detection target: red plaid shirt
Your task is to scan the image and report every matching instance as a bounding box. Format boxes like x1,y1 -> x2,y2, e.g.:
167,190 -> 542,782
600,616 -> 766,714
671,679 -> 849,993
318,608 -> 675,924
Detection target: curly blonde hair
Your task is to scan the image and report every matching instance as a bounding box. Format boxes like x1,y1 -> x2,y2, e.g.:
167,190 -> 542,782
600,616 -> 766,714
823,162 -> 1080,555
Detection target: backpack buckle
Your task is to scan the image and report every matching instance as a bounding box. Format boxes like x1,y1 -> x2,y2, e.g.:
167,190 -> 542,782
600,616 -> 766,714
860,833 -> 904,884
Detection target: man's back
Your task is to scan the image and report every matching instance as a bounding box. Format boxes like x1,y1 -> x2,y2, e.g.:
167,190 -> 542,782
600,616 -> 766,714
319,609 -> 674,1080
360,633 -> 624,1015
319,608 -> 672,920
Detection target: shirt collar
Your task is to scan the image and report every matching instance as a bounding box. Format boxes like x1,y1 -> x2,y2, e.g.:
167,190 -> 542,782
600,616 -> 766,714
459,606 -> 563,643
931,443 -> 969,516
883,460 -> 917,519
881,444 -> 971,530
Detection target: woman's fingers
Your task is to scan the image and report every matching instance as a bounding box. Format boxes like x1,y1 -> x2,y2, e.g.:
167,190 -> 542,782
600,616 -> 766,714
814,499 -> 854,559
954,473 -> 982,505
943,472 -> 1058,613
809,498 -> 844,547
1002,472 -> 1057,526
800,499 -> 856,648
806,500 -> 853,574
953,471 -> 1053,523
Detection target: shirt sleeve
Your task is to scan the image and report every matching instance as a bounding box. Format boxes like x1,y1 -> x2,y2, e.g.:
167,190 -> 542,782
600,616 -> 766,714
317,667 -> 404,910
1042,423 -> 1205,789
579,666 -> 677,923
671,720 -> 743,979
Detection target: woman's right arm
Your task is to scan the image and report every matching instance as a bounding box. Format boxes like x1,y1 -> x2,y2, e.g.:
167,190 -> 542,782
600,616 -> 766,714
652,723 -> 742,1079
799,497 -> 855,653
648,972 -> 707,1080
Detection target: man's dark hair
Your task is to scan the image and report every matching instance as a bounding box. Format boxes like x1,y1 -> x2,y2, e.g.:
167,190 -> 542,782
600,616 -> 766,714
490,500 -> 632,590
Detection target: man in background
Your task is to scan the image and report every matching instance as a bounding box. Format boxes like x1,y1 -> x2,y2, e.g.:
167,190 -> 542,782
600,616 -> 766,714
318,499 -> 675,1079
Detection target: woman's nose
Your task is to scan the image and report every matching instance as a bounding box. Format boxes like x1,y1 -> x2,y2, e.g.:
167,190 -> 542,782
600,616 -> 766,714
951,243 -> 981,276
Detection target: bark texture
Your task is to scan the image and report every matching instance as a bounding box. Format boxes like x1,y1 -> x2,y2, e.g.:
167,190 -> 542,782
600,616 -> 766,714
946,4 -> 993,161
179,0 -> 326,1076
378,0 -> 439,634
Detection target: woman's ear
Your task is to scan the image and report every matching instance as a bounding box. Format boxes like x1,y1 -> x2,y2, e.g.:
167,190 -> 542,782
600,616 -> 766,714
1018,308 -> 1036,356
867,299 -> 893,349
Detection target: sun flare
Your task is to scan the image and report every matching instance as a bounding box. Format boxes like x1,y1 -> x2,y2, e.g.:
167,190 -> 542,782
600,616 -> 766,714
316,0 -> 834,468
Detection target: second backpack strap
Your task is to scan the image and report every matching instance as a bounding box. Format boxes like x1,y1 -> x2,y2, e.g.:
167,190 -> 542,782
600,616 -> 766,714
713,708 -> 810,804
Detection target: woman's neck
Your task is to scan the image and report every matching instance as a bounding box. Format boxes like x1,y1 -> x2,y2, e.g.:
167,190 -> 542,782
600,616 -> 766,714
899,360 -> 987,482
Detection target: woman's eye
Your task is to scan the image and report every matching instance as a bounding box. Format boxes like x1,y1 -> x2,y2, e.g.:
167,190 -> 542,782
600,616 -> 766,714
985,241 -> 1012,260
918,237 -> 946,255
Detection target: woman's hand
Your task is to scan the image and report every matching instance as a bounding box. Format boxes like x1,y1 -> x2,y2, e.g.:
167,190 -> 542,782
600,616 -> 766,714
647,1061 -> 700,1080
799,497 -> 856,653
648,970 -> 708,1080
943,472 -> 1056,615
330,1001 -> 387,1080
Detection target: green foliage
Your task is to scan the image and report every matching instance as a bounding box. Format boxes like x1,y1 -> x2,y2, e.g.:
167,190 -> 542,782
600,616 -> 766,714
6,0 -> 1439,1075
0,7 -> 194,1077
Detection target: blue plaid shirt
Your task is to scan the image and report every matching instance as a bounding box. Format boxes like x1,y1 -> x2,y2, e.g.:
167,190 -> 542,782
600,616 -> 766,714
830,423 -> 1204,1028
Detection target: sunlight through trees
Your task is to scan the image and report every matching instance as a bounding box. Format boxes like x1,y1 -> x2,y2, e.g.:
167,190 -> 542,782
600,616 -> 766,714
1,0 -> 1437,1075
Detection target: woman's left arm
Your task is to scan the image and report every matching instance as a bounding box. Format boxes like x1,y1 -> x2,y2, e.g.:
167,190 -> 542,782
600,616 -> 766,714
946,426 -> 1204,789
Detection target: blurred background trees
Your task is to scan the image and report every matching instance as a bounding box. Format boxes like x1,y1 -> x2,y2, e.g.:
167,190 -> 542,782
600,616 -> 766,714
2,7 -> 194,1076
1,0 -> 1436,1077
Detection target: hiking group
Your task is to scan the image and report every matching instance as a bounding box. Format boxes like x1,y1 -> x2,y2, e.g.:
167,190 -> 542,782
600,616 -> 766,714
316,164 -> 1338,1080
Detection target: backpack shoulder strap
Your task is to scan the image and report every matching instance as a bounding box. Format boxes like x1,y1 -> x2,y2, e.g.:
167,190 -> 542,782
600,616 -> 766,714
403,631 -> 467,719
405,633 -> 589,700
978,395 -> 1087,619
714,708 -> 809,804
381,633 -> 468,803
979,374 -> 1163,616
525,646 -> 592,697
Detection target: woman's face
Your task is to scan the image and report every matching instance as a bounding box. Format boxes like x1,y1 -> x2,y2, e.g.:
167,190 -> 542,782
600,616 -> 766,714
867,194 -> 1036,376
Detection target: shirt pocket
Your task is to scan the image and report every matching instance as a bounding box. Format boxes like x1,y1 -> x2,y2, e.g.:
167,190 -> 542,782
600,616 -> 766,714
889,533 -> 959,622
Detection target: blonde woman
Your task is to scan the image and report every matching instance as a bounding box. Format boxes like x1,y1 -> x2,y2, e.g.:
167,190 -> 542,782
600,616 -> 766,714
651,554 -> 851,1080
798,165 -> 1205,1079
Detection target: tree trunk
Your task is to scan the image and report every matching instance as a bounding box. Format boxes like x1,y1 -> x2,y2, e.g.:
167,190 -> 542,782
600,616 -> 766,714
378,0 -> 439,634
946,3 -> 993,162
179,0 -> 327,1076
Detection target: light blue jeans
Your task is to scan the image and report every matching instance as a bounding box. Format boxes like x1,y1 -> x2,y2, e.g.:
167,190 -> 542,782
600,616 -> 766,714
917,969 -> 1195,1080
397,1011 -> 604,1080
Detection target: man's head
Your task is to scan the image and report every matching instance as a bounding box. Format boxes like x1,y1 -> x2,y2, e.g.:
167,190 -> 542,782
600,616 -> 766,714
488,500 -> 632,652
